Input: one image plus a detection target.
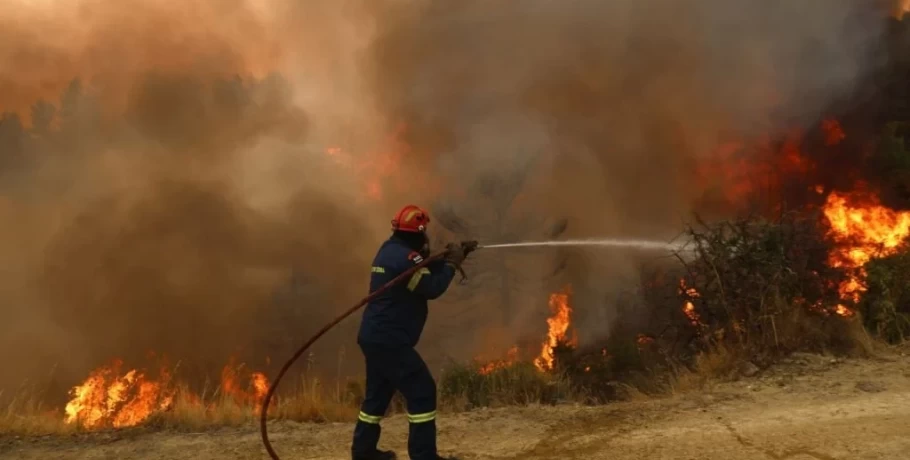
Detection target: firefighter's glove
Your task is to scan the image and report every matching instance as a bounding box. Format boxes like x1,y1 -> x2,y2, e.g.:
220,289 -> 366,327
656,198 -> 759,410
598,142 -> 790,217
444,242 -> 468,267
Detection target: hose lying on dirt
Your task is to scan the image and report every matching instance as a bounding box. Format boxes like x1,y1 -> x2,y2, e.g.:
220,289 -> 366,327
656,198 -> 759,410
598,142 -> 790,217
259,251 -> 448,460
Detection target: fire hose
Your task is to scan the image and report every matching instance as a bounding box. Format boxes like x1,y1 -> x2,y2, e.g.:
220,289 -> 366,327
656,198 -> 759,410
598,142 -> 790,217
259,241 -> 479,460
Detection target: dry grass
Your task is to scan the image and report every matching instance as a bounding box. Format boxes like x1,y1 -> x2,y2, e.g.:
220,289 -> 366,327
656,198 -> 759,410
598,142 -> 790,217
434,342 -> 761,409
0,362 -> 563,436
665,343 -> 737,394
438,361 -> 572,410
268,375 -> 361,423
0,341 -> 863,438
0,386 -> 73,436
148,385 -> 360,431
0,357 -> 579,436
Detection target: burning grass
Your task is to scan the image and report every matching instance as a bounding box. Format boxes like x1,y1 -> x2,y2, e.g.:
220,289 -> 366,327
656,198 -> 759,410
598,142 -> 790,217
0,383 -> 360,436
0,356 -> 363,436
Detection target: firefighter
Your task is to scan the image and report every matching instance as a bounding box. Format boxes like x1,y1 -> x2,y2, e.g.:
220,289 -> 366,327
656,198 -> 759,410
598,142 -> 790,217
351,205 -> 469,460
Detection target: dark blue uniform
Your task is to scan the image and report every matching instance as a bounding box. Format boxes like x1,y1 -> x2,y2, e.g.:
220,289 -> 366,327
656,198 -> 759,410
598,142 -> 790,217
352,236 -> 457,460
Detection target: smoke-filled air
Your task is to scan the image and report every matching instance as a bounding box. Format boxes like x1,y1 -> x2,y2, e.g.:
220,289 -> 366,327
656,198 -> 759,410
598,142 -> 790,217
2,0 -> 910,444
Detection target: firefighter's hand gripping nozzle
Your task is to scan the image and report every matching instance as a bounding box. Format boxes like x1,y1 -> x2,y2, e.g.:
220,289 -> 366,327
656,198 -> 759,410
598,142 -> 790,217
445,240 -> 479,284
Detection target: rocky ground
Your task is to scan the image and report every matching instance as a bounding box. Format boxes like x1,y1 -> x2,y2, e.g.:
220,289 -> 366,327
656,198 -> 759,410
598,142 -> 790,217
2,349 -> 909,460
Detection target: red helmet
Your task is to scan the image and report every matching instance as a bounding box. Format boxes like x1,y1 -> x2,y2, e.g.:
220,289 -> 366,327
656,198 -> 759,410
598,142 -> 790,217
391,205 -> 430,233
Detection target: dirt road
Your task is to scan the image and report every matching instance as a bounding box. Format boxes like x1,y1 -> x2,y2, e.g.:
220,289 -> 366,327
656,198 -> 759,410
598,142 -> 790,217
3,351 -> 909,460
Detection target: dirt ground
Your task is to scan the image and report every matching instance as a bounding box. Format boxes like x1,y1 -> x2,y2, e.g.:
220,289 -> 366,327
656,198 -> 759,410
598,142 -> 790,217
2,350 -> 909,460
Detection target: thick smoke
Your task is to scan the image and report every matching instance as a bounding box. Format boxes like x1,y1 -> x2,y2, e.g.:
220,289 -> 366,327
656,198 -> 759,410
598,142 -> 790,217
0,0 -> 894,392
365,0 -> 888,348
0,0 -> 398,391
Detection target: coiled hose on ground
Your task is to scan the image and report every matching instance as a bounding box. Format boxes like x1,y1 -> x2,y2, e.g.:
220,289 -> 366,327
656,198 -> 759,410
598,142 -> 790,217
259,251 -> 448,460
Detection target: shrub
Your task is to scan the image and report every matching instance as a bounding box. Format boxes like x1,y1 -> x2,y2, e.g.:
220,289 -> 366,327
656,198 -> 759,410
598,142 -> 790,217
860,249 -> 910,343
438,360 -> 569,410
667,213 -> 859,357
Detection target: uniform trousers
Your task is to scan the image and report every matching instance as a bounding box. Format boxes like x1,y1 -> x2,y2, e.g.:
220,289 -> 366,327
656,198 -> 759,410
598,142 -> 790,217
351,343 -> 437,460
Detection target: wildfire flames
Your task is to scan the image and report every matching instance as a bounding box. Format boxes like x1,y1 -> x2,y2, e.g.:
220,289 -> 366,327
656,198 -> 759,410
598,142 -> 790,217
63,360 -> 175,429
473,285 -> 578,375
477,346 -> 519,375
821,119 -> 846,147
64,358 -> 269,429
822,191 -> 910,315
693,116 -> 908,320
534,286 -> 577,372
62,119 -> 909,431
220,357 -> 271,407
322,124 -> 433,202
679,279 -> 703,327
471,118 -> 909,377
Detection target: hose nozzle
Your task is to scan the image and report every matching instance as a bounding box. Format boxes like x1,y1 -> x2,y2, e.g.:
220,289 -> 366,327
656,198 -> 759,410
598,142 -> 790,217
443,240 -> 479,284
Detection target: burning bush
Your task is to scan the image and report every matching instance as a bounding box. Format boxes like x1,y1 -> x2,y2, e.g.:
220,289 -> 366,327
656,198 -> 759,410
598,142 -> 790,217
672,213 -> 854,354
455,196 -> 909,407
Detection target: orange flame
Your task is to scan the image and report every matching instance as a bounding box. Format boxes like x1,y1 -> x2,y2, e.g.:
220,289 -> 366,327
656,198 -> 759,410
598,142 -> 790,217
252,372 -> 270,401
697,129 -> 813,212
678,279 -> 703,326
534,286 -> 577,372
63,360 -> 175,429
64,357 -> 269,429
821,119 -> 846,146
216,358 -> 271,410
322,125 -> 416,202
822,191 -> 910,316
477,346 -> 519,375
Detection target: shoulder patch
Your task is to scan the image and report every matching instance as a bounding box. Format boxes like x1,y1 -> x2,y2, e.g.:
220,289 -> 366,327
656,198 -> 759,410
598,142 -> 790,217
407,251 -> 424,264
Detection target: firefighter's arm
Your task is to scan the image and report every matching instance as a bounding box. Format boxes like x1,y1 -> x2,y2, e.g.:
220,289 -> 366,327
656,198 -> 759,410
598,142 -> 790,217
406,260 -> 457,300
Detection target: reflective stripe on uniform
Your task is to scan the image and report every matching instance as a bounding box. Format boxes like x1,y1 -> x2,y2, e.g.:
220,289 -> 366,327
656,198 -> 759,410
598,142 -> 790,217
371,266 -> 385,273
407,268 -> 431,291
358,411 -> 383,424
407,410 -> 436,424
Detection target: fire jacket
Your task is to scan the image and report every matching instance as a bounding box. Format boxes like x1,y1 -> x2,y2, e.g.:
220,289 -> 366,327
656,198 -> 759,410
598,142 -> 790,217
357,235 -> 457,347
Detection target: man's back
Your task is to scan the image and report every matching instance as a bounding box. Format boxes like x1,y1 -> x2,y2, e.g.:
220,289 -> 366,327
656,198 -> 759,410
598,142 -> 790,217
357,236 -> 456,348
